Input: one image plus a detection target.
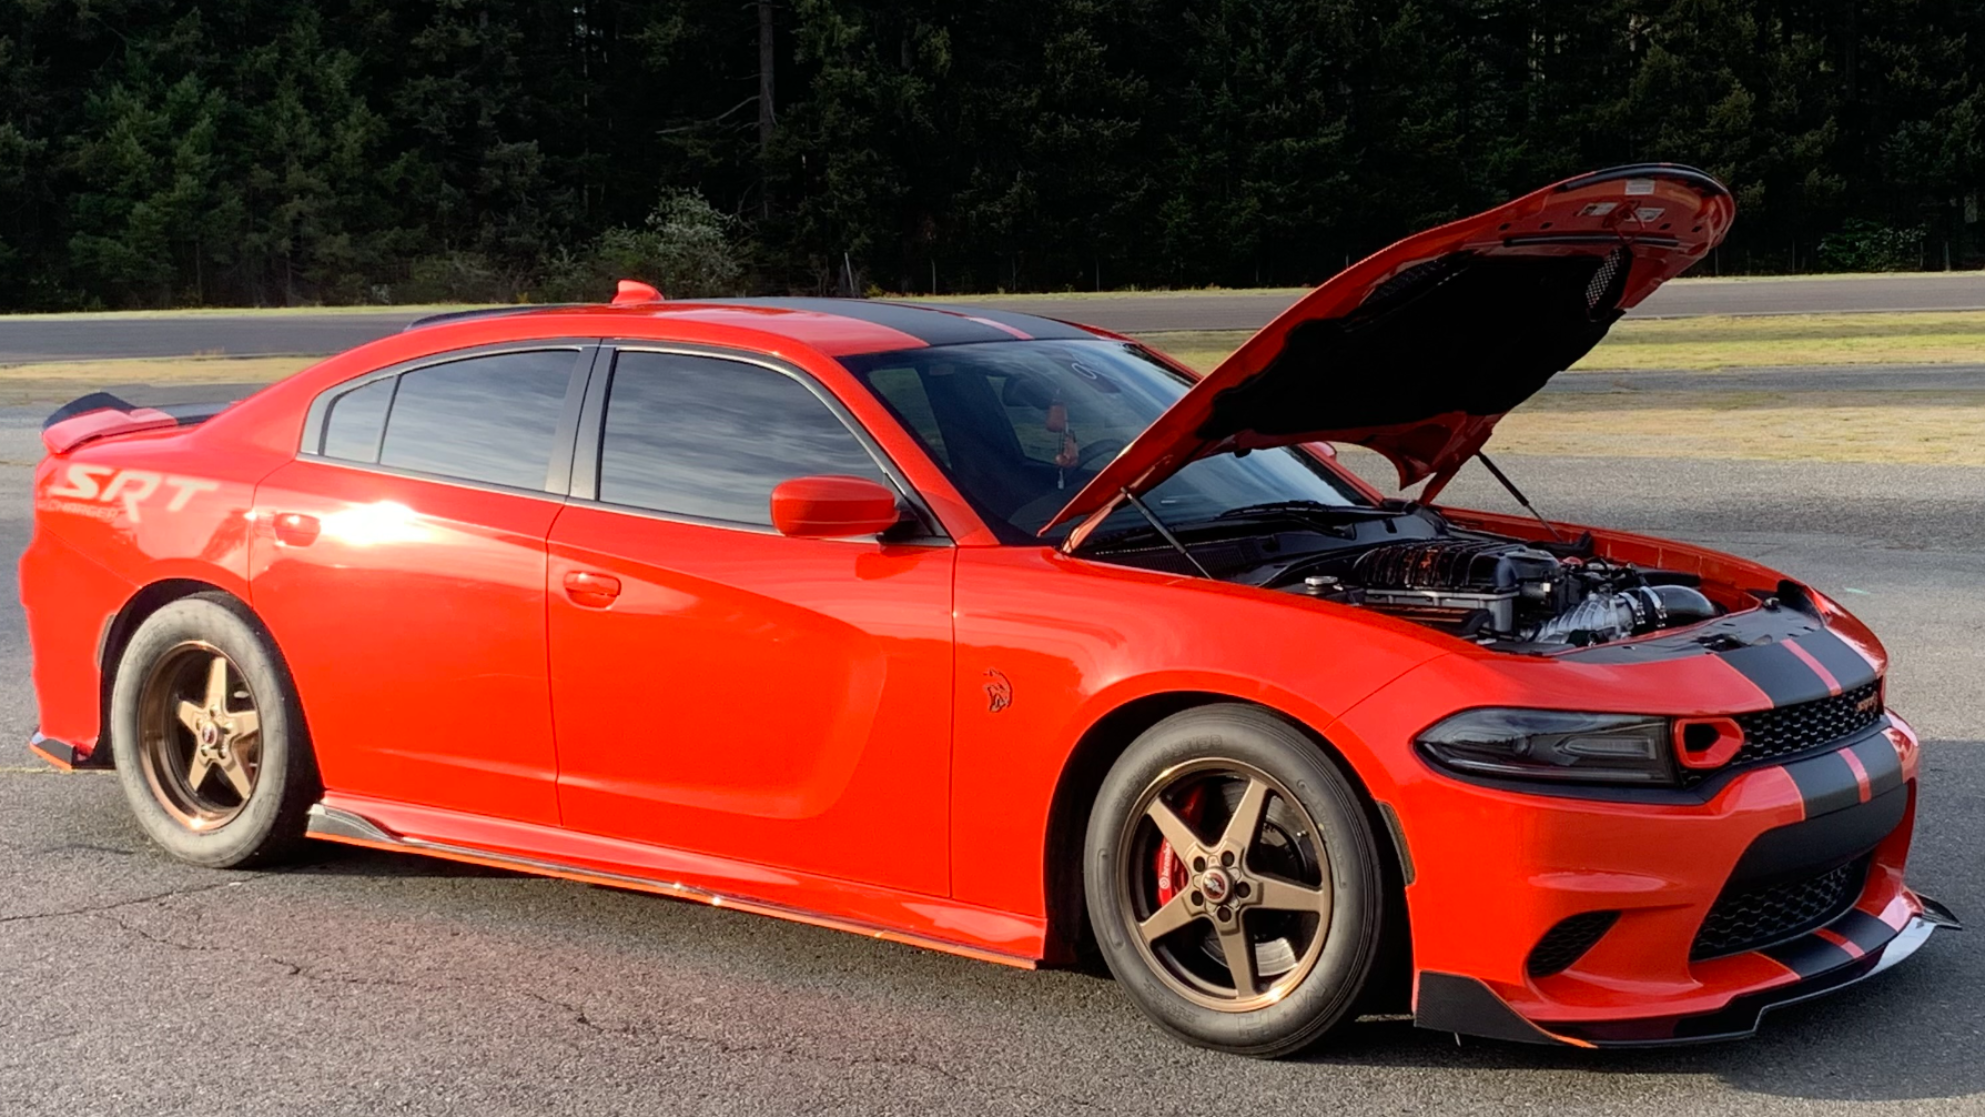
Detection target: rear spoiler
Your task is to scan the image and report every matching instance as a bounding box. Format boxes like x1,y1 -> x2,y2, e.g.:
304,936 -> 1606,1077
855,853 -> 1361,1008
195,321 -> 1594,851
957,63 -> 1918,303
42,391 -> 236,455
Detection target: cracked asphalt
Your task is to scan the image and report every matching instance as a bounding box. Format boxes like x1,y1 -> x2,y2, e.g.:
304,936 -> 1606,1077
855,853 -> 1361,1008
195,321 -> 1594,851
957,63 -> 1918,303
1,407 -> 1981,1115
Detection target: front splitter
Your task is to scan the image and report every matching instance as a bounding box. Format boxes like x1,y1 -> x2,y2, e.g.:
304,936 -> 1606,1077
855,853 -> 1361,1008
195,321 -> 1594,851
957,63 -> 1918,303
1416,897 -> 1960,1048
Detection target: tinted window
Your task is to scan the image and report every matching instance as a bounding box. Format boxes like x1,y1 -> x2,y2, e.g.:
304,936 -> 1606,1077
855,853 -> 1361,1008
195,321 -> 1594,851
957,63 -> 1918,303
598,352 -> 889,525
320,377 -> 395,462
377,351 -> 576,489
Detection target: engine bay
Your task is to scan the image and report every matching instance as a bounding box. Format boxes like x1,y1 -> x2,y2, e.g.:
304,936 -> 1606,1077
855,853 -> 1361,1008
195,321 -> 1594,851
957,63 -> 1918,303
1284,536 -> 1720,647
1079,502 -> 1727,651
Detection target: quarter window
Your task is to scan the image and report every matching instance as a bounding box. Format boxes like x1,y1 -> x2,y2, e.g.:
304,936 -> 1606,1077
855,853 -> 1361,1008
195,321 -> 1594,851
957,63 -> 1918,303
320,376 -> 396,463
371,351 -> 577,490
597,351 -> 890,525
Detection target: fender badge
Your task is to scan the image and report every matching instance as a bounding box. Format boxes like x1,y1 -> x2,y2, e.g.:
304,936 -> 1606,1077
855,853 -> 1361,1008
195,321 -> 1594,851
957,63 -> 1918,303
983,669 -> 1012,714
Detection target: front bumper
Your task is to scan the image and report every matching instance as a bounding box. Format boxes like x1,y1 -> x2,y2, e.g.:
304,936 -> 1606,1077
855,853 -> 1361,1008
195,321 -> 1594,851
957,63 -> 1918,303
1378,707 -> 1947,1046
1417,894 -> 1959,1047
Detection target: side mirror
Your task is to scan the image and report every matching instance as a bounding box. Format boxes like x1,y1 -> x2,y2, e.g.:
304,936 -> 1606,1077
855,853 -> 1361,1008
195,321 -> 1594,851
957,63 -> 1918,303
770,475 -> 903,538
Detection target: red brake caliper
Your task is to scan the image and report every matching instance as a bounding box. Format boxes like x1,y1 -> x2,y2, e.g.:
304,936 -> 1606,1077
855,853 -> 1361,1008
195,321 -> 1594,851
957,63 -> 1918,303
1154,784 -> 1204,905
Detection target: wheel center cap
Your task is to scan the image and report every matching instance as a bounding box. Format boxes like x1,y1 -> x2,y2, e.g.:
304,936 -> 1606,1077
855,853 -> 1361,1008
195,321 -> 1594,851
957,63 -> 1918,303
1200,867 -> 1232,904
198,723 -> 221,748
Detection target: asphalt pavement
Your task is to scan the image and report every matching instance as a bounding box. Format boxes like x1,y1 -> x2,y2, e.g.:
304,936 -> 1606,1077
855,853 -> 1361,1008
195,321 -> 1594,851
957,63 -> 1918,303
0,399 -> 1979,1114
6,273 -> 1985,362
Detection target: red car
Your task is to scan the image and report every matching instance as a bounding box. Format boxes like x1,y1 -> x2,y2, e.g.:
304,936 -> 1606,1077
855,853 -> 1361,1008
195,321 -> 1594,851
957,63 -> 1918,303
22,165 -> 1954,1056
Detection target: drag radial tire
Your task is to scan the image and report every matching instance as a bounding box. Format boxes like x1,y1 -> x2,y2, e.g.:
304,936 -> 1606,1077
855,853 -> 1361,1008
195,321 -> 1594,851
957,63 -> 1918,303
110,593 -> 320,868
1084,704 -> 1385,1057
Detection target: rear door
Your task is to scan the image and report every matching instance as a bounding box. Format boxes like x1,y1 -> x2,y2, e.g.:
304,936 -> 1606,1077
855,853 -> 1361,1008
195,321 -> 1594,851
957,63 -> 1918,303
545,346 -> 955,895
249,344 -> 592,825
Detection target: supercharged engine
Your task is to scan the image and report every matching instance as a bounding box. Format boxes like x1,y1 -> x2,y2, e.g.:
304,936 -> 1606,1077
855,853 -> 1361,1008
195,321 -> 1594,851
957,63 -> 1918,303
1290,538 -> 1719,646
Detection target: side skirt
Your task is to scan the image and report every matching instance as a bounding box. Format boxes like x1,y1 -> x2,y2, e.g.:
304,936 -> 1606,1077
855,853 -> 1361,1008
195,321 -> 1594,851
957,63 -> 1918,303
305,798 -> 1045,970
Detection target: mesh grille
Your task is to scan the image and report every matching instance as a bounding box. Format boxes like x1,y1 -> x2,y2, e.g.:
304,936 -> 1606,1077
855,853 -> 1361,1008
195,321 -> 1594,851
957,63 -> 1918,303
1527,911 -> 1621,977
1690,859 -> 1867,961
1732,680 -> 1884,766
1678,680 -> 1884,788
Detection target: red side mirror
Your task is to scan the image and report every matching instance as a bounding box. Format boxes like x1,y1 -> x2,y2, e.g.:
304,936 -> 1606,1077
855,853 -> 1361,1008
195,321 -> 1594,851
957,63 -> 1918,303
769,475 -> 902,538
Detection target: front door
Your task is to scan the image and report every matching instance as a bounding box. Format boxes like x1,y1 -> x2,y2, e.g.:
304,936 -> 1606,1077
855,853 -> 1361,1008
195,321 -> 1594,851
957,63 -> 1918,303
546,348 -> 954,895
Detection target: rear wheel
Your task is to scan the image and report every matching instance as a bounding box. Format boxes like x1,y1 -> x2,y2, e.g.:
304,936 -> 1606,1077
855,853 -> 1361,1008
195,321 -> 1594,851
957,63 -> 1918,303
1084,705 -> 1385,1057
110,594 -> 319,868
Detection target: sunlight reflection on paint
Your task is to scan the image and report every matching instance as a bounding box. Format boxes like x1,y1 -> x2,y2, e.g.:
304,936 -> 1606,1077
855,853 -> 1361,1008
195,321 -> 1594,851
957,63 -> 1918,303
319,501 -> 433,547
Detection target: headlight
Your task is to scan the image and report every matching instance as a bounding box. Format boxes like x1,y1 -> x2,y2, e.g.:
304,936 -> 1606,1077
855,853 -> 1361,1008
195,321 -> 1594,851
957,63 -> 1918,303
1416,708 -> 1677,786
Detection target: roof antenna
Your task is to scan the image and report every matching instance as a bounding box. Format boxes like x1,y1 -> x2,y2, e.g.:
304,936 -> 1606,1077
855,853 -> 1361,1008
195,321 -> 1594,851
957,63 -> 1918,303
1475,452 -> 1564,542
1121,488 -> 1214,578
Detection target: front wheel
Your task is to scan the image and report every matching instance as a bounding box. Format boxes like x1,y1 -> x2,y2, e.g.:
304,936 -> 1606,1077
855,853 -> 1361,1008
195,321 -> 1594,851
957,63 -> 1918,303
110,593 -> 320,868
1083,705 -> 1386,1057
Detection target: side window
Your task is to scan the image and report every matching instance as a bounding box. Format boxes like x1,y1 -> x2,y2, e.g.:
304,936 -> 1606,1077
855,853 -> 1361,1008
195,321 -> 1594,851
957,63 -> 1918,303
375,350 -> 576,490
320,377 -> 395,463
597,351 -> 890,526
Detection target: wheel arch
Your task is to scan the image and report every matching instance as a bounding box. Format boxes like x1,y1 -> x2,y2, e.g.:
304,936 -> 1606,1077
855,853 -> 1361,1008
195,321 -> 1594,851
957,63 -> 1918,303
1040,690 -> 1413,999
95,579 -> 263,764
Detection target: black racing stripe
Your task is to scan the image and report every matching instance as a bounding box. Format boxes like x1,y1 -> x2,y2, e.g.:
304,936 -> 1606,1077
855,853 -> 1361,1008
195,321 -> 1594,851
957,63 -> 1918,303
1718,642 -> 1834,706
1762,934 -> 1855,979
920,304 -> 1096,341
1782,751 -> 1863,818
1848,734 -> 1905,797
724,298 -> 1019,346
1794,630 -> 1880,692
1830,909 -> 1900,954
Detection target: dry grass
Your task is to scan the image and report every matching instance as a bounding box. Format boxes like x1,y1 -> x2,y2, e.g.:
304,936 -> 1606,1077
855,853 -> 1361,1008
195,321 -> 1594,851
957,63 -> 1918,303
1134,310 -> 1985,375
1502,390 -> 1985,465
0,356 -> 314,405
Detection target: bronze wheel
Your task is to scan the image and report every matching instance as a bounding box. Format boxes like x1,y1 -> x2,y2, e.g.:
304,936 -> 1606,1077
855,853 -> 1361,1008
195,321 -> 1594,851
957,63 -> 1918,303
1117,759 -> 1333,1012
135,641 -> 263,830
112,593 -> 317,868
1084,704 -> 1384,1057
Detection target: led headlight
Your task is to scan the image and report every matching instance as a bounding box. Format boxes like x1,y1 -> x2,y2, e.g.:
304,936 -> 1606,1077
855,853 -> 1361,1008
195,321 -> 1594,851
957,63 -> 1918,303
1416,708 -> 1678,786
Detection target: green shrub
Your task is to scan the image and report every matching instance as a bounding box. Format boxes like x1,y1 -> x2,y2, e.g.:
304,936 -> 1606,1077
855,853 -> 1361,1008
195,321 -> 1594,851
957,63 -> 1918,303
1816,219 -> 1925,272
535,189 -> 745,302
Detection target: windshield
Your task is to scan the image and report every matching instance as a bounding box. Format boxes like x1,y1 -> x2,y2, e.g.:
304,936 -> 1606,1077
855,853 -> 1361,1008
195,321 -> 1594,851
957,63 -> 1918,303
842,340 -> 1368,544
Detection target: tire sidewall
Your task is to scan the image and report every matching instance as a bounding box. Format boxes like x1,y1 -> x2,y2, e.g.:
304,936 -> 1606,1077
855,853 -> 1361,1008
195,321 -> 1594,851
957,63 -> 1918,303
1084,704 -> 1385,1057
110,595 -> 312,868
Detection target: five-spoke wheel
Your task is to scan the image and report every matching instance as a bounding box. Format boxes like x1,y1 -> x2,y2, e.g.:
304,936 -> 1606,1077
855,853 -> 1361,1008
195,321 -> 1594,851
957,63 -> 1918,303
111,593 -> 318,868
136,643 -> 263,829
1085,704 -> 1385,1056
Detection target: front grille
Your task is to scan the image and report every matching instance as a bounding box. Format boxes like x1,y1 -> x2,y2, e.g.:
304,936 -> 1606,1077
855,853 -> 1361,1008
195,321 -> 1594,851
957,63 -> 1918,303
1527,911 -> 1621,977
1678,681 -> 1884,787
1733,680 -> 1884,766
1690,859 -> 1867,961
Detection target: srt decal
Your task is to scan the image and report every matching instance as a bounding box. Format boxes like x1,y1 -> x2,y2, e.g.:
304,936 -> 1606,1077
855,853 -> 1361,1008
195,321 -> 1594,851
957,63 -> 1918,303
46,465 -> 219,523
983,669 -> 1012,713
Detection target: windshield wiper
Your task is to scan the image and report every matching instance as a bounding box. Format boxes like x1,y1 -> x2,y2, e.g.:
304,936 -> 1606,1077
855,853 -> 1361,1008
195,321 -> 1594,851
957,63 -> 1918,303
1213,500 -> 1406,523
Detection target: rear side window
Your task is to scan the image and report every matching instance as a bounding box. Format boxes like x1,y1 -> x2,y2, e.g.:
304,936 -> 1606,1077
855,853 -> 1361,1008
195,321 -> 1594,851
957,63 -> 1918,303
360,351 -> 576,490
320,377 -> 396,462
597,351 -> 889,525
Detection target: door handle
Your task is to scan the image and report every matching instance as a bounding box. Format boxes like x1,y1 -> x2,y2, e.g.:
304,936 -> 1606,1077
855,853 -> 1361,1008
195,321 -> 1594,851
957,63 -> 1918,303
272,512 -> 321,547
562,570 -> 622,607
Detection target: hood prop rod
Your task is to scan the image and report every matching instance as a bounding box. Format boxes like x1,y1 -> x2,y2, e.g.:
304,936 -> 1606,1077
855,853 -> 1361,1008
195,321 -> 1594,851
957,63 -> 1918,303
1121,488 -> 1214,579
1475,452 -> 1565,542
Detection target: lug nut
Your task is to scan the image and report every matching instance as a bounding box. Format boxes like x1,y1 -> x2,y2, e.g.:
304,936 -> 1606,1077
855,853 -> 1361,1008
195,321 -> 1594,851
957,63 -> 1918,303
1220,851 -> 1235,867
1235,882 -> 1251,899
1190,891 -> 1203,906
1216,905 -> 1232,921
1192,856 -> 1207,873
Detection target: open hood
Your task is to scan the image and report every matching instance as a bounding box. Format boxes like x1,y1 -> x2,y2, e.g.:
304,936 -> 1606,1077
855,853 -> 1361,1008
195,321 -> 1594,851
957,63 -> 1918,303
1043,164 -> 1735,540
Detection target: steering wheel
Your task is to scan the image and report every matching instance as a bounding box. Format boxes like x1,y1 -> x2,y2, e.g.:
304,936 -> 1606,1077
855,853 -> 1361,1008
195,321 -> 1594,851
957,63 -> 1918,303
1077,438 -> 1127,470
